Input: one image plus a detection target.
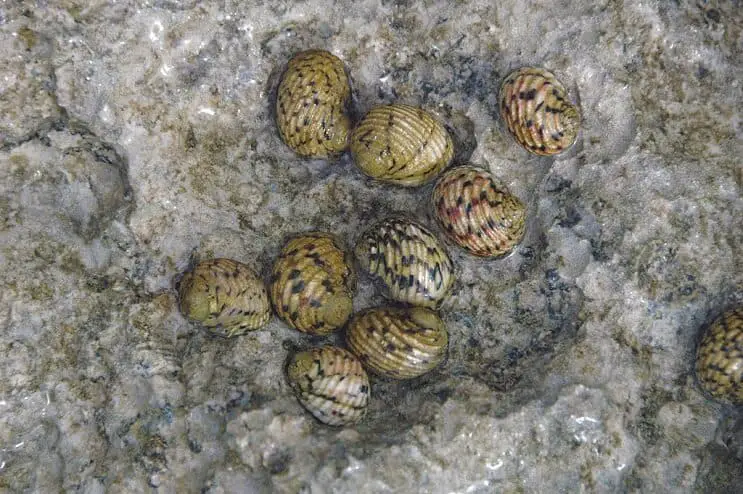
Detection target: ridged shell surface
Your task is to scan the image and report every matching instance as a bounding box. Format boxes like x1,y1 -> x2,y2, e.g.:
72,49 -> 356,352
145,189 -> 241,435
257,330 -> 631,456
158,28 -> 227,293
355,218 -> 454,307
276,50 -> 352,158
695,307 -> 743,405
350,104 -> 454,187
432,165 -> 526,257
286,346 -> 370,426
346,306 -> 448,379
499,67 -> 580,155
177,258 -> 270,337
270,233 -> 355,335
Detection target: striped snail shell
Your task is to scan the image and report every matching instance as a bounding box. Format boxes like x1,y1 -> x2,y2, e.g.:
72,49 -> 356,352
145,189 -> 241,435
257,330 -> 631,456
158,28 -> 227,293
286,346 -> 370,426
350,104 -> 454,187
270,232 -> 355,335
176,258 -> 270,337
275,49 -> 352,158
695,307 -> 743,405
346,306 -> 448,379
355,218 -> 454,308
432,165 -> 526,257
499,67 -> 580,155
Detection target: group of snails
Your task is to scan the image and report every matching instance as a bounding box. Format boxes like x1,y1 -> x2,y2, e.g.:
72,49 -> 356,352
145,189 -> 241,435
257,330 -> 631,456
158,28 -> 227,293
176,223 -> 453,425
176,49 -> 741,426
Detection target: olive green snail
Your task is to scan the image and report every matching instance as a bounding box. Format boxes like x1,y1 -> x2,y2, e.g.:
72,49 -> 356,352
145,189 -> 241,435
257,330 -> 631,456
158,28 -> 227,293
270,232 -> 356,335
350,103 -> 454,187
346,306 -> 448,379
176,258 -> 271,337
275,49 -> 353,158
695,307 -> 743,405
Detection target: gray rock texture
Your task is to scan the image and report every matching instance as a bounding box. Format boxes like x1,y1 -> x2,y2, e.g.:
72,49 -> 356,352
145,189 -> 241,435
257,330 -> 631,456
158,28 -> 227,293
0,1 -> 741,493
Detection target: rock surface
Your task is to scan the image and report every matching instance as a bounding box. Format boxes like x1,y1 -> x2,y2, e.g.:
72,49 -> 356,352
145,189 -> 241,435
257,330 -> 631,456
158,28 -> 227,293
0,1 -> 741,493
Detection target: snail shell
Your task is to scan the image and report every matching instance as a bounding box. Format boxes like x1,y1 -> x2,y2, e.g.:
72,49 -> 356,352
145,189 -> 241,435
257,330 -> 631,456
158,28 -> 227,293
432,165 -> 526,257
350,104 -> 454,187
286,346 -> 370,426
176,258 -> 270,337
270,232 -> 355,335
355,218 -> 454,308
346,306 -> 448,379
695,307 -> 743,405
499,67 -> 580,155
276,49 -> 352,158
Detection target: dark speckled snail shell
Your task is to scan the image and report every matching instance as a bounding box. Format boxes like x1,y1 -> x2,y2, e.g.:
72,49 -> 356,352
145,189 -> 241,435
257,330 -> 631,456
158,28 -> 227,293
176,258 -> 271,337
286,346 -> 370,426
276,50 -> 352,158
432,165 -> 526,258
695,307 -> 743,405
355,218 -> 454,308
346,306 -> 448,379
499,67 -> 580,155
350,104 -> 454,187
270,232 -> 356,335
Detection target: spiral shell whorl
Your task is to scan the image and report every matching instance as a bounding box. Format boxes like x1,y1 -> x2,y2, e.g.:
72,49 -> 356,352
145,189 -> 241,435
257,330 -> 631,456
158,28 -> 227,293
499,67 -> 580,155
346,306 -> 448,379
695,307 -> 743,405
276,50 -> 352,157
287,346 -> 370,426
350,104 -> 454,186
433,165 -> 526,257
270,233 -> 355,335
355,218 -> 454,308
177,258 -> 271,337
